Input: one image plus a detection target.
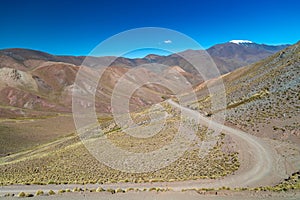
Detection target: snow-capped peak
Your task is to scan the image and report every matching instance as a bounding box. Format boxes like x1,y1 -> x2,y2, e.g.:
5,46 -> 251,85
230,40 -> 253,44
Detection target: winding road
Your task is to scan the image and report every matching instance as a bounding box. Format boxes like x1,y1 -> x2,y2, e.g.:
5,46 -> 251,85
167,100 -> 288,188
0,100 -> 295,197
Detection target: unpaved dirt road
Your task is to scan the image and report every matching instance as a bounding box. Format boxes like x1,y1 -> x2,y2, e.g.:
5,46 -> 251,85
1,100 -> 299,198
1,191 -> 300,200
167,100 -> 292,188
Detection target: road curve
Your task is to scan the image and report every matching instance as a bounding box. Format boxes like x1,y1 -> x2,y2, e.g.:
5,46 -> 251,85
167,99 -> 287,188
0,101 -> 290,195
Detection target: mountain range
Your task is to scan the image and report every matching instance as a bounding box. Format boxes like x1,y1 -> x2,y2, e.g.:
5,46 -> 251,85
0,40 -> 299,191
0,41 -> 290,117
0,41 -> 289,73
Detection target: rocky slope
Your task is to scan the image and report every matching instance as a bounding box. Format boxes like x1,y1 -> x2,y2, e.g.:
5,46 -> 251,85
189,41 -> 299,142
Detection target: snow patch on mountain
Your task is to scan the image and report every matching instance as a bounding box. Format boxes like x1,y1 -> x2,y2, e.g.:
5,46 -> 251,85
230,40 -> 253,44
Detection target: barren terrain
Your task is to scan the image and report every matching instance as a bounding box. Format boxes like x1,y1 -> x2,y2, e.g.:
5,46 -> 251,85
0,42 -> 299,199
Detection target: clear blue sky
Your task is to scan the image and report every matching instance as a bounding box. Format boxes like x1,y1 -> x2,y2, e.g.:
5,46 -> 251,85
1,0 -> 299,56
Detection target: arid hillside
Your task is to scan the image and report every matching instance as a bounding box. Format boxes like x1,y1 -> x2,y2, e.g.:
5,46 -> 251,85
0,42 -> 288,118
0,62 -> 179,117
189,41 -> 299,142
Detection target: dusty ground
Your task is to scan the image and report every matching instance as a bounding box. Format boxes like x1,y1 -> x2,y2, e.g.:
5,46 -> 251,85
1,191 -> 300,200
0,101 -> 299,200
0,115 -> 75,155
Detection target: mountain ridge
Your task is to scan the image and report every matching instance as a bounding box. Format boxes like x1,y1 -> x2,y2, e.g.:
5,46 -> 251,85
0,41 -> 292,117
0,41 -> 289,72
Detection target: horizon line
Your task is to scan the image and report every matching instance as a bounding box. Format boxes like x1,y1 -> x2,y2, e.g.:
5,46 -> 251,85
0,40 -> 292,59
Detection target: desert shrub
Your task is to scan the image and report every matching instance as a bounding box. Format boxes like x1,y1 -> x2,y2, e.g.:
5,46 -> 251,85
35,190 -> 44,196
106,188 -> 115,194
47,180 -> 56,184
48,190 -> 55,195
18,192 -> 26,197
149,187 -> 158,192
58,189 -> 66,194
96,187 -> 105,192
125,188 -> 134,192
115,188 -> 125,193
149,179 -> 163,183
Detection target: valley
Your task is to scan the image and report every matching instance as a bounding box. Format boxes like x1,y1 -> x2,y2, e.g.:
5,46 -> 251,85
0,41 -> 299,199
